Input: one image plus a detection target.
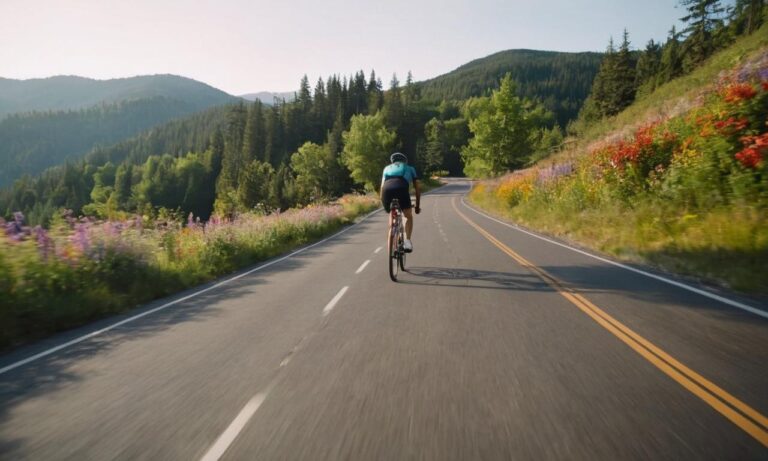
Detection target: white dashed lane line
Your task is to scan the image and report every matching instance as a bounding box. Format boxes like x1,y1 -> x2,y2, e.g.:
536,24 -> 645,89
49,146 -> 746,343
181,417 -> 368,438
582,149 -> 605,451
322,286 -> 349,316
355,260 -> 371,274
200,392 -> 269,461
374,246 -> 382,254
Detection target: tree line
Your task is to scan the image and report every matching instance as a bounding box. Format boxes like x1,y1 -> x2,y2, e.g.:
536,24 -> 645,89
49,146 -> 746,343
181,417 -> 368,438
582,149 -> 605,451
0,70 -> 470,223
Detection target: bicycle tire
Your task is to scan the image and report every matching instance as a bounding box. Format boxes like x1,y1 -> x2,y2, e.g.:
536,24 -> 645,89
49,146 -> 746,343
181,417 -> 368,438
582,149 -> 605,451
388,228 -> 399,282
398,234 -> 406,271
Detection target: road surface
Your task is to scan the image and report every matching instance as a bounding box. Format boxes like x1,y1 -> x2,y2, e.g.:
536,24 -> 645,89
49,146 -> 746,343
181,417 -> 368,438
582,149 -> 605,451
1,180 -> 767,460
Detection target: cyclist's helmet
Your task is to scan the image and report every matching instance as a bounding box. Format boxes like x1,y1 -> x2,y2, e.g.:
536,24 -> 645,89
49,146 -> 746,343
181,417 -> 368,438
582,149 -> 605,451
390,152 -> 408,163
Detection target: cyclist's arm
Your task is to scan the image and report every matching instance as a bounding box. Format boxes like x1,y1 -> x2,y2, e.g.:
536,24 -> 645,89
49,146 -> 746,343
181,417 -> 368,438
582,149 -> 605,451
380,178 -> 385,201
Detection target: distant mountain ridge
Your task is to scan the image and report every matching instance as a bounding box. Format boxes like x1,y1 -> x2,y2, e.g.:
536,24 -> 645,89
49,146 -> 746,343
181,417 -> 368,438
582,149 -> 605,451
0,74 -> 238,118
240,91 -> 295,104
0,74 -> 240,186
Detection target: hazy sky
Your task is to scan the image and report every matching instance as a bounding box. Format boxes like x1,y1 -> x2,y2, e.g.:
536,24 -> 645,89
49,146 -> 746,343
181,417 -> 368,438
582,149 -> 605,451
1,0 -> 707,95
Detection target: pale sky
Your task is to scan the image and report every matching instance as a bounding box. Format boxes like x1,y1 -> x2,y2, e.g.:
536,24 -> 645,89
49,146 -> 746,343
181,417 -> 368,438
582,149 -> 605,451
1,0 -> 710,95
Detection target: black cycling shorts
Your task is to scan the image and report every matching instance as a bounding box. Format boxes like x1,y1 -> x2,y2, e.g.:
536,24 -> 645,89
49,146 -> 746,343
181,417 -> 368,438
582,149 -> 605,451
381,177 -> 412,212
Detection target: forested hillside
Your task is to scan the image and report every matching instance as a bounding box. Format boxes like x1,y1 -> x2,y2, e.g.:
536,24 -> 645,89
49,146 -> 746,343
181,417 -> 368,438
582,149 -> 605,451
0,97 -> 228,187
0,74 -> 236,117
416,49 -> 602,126
0,71 -> 452,223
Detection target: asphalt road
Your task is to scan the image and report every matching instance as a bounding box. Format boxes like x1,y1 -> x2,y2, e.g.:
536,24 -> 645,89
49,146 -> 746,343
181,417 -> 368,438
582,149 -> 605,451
1,180 -> 767,460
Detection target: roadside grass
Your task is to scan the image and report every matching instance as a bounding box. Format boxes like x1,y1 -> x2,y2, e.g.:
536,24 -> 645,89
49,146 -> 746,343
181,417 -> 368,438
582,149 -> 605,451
471,185 -> 767,293
0,194 -> 379,351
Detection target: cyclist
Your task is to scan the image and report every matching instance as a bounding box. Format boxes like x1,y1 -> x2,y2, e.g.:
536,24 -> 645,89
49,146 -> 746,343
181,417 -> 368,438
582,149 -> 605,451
380,152 -> 421,252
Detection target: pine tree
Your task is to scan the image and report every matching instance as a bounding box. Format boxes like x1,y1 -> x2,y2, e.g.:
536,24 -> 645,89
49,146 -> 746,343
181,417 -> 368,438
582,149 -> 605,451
680,0 -> 726,70
613,29 -> 637,111
242,101 -> 265,164
635,39 -> 662,90
588,32 -> 636,118
312,77 -> 328,139
367,70 -> 383,114
659,26 -> 684,83
729,0 -> 766,36
424,118 -> 446,175
350,71 -> 368,115
404,71 -> 420,108
297,75 -> 312,114
383,74 -> 404,130
216,102 -> 247,201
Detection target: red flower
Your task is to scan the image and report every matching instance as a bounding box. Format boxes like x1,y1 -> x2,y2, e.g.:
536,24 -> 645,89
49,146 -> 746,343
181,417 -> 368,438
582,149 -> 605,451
714,117 -> 750,135
724,83 -> 758,103
634,124 -> 655,149
735,147 -> 762,168
754,133 -> 768,147
735,132 -> 768,168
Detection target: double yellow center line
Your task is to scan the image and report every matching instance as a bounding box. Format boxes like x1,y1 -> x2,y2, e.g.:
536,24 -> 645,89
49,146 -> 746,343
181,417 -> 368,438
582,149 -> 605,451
451,198 -> 768,447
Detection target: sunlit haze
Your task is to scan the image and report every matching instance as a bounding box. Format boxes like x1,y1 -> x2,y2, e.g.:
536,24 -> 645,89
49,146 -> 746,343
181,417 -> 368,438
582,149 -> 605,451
3,0 -> 693,95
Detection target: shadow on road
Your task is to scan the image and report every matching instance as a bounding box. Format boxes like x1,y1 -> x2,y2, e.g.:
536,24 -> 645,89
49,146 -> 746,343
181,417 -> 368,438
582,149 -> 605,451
398,266 -> 554,292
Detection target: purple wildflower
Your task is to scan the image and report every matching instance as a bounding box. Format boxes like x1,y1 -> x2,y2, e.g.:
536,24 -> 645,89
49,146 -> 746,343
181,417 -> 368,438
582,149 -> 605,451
71,223 -> 91,255
33,225 -> 53,261
536,162 -> 574,186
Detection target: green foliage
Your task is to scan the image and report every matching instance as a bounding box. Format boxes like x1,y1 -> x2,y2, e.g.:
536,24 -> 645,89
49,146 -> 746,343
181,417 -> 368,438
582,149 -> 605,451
291,142 -> 333,203
341,113 -> 397,191
461,74 -> 551,177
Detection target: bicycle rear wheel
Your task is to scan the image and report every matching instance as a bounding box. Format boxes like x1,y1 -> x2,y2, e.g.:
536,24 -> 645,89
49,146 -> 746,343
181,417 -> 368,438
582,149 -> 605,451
388,229 -> 399,282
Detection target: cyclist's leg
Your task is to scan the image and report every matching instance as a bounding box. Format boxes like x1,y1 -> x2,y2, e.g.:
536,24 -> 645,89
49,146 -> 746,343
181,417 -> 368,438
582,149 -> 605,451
403,207 -> 414,240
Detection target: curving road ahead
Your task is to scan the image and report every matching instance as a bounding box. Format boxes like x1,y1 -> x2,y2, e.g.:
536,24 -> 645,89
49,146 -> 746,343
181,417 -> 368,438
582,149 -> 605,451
1,180 -> 767,460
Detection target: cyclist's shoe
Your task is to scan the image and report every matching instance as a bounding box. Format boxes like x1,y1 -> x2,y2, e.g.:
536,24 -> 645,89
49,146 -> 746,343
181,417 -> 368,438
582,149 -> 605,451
403,239 -> 413,252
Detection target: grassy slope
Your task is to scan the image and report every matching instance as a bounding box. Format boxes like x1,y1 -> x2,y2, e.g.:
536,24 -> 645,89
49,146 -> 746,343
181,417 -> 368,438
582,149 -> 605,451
469,27 -> 768,295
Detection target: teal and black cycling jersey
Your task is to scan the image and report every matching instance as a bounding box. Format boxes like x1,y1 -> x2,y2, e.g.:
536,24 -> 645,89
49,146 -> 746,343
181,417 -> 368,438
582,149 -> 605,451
382,162 -> 419,185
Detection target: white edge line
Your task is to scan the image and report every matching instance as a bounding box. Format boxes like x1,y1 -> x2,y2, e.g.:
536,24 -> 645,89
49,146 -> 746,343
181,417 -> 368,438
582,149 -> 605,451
460,196 -> 768,320
200,392 -> 268,461
322,286 -> 349,316
355,260 -> 371,274
0,208 -> 382,376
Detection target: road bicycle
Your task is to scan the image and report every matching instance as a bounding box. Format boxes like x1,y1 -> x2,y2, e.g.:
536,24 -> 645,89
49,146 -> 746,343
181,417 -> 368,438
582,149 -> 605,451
388,199 -> 407,281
